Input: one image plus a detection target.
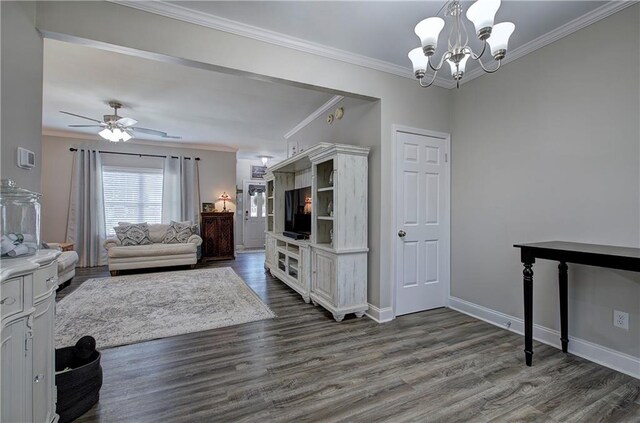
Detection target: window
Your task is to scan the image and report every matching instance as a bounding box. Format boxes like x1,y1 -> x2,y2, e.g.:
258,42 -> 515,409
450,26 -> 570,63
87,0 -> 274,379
249,191 -> 266,218
102,167 -> 163,235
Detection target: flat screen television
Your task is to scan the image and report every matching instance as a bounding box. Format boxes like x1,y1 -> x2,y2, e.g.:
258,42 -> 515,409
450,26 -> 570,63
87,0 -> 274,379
284,187 -> 311,236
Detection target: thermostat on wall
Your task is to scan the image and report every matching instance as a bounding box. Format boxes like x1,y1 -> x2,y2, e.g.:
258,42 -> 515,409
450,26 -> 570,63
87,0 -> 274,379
17,147 -> 36,169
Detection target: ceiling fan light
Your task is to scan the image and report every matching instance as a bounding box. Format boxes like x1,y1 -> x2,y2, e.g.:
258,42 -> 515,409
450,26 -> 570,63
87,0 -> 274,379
99,128 -> 112,140
466,0 -> 501,38
488,22 -> 515,59
408,48 -> 428,78
121,131 -> 133,142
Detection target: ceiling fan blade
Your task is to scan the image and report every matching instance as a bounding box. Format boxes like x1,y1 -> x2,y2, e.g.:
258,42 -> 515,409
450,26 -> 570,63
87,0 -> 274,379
59,111 -> 103,123
68,124 -> 105,128
116,117 -> 138,127
131,127 -> 181,139
131,127 -> 168,136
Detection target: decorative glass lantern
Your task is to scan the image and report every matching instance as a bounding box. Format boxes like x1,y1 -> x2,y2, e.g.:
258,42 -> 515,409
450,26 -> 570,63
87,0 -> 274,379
0,179 -> 41,258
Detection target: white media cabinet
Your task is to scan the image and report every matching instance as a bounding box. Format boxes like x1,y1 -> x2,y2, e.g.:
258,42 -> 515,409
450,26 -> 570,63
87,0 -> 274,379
265,143 -> 369,321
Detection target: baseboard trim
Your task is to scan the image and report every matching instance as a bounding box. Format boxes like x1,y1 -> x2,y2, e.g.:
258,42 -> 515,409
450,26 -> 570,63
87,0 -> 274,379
449,296 -> 639,379
365,304 -> 394,323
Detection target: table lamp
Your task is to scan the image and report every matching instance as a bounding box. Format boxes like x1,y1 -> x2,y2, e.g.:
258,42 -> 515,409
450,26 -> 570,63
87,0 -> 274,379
218,192 -> 231,212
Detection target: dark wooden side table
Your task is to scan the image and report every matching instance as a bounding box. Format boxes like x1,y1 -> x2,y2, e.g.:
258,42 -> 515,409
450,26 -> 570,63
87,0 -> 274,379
201,212 -> 235,261
514,241 -> 640,366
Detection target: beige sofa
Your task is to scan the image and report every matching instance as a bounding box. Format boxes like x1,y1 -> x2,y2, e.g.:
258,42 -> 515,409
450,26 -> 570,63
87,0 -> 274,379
47,243 -> 79,290
105,223 -> 202,276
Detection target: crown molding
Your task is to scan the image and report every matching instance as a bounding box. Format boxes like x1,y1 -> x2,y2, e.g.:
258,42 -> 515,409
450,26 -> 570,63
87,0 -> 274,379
112,0 -> 453,88
42,129 -> 238,153
460,0 -> 637,85
112,1 -> 633,90
284,95 -> 344,140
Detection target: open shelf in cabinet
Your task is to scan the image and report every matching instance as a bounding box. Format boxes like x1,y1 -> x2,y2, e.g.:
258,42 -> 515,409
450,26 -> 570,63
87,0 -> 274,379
316,219 -> 334,246
316,159 -> 335,189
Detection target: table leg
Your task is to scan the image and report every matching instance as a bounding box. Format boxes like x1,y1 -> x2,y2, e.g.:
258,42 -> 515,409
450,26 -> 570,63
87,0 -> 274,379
559,261 -> 569,353
523,262 -> 534,366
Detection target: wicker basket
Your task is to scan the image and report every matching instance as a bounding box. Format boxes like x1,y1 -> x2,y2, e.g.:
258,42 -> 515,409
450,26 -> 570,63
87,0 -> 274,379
55,347 -> 103,423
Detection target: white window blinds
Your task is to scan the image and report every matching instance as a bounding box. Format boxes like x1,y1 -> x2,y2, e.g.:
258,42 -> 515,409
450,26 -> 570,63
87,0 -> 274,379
102,166 -> 163,235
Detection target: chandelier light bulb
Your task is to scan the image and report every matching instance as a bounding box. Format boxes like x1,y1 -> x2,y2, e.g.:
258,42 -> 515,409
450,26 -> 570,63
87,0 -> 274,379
414,17 -> 445,55
408,48 -> 429,77
466,0 -> 501,39
487,22 -> 515,60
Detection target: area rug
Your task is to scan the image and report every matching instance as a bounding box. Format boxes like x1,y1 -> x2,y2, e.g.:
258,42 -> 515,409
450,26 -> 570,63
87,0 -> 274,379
55,267 -> 276,349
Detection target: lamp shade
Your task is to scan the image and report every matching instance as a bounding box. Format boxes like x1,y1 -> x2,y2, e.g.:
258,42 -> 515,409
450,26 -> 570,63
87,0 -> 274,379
218,192 -> 231,201
414,17 -> 445,49
408,48 -> 428,74
99,128 -> 112,141
446,54 -> 470,76
487,22 -> 515,56
121,131 -> 132,142
466,0 -> 501,35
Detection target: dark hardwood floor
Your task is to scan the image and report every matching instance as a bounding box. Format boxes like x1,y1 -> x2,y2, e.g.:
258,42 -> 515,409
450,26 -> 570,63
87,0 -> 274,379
57,253 -> 640,423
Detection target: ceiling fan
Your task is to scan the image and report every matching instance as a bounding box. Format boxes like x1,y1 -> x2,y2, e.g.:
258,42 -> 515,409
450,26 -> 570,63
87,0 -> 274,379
60,101 -> 181,142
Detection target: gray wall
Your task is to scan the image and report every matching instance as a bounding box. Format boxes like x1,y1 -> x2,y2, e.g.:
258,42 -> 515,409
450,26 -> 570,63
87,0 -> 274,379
36,0 -> 451,313
289,97 -> 381,307
1,1 -> 43,192
451,6 -> 640,356
40,135 -> 237,243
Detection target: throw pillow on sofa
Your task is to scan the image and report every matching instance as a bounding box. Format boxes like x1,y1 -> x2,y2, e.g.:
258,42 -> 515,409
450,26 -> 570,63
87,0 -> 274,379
114,223 -> 153,246
163,221 -> 197,244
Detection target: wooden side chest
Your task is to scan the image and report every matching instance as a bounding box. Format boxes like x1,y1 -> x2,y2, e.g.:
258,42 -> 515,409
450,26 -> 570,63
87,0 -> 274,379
201,212 -> 235,261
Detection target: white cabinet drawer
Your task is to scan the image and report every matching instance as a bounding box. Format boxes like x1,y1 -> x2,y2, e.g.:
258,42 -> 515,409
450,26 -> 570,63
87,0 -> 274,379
1,277 -> 24,319
34,261 -> 57,301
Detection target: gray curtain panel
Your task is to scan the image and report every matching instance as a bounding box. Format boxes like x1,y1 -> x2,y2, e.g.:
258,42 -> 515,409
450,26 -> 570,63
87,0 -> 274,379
66,149 -> 107,267
161,156 -> 201,226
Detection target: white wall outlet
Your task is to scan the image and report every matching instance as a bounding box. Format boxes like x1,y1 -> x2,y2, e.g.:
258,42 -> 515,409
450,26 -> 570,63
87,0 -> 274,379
613,310 -> 629,330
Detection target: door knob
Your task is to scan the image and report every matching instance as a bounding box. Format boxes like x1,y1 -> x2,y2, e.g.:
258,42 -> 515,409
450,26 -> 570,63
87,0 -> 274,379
398,230 -> 406,238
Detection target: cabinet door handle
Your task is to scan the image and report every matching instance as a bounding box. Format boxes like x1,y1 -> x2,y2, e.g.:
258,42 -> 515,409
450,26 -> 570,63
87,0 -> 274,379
34,374 -> 43,383
0,296 -> 15,305
25,330 -> 33,355
46,276 -> 58,287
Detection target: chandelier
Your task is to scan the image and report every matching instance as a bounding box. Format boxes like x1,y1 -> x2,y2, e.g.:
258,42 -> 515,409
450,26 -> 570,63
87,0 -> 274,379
408,0 -> 515,88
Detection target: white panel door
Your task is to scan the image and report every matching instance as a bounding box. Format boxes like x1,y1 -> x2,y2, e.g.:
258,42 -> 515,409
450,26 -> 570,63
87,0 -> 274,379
395,129 -> 449,316
243,180 -> 266,248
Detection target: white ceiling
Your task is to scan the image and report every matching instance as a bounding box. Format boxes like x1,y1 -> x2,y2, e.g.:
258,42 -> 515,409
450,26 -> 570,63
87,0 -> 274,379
163,1 -> 610,76
43,39 -> 335,158
44,1 -> 625,156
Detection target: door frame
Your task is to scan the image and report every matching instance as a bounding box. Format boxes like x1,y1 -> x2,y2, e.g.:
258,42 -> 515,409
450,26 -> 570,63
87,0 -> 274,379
391,124 -> 451,319
242,179 -> 267,248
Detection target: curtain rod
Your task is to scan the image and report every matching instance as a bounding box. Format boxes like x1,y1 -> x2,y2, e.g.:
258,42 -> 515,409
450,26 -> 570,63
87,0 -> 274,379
69,147 -> 200,161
